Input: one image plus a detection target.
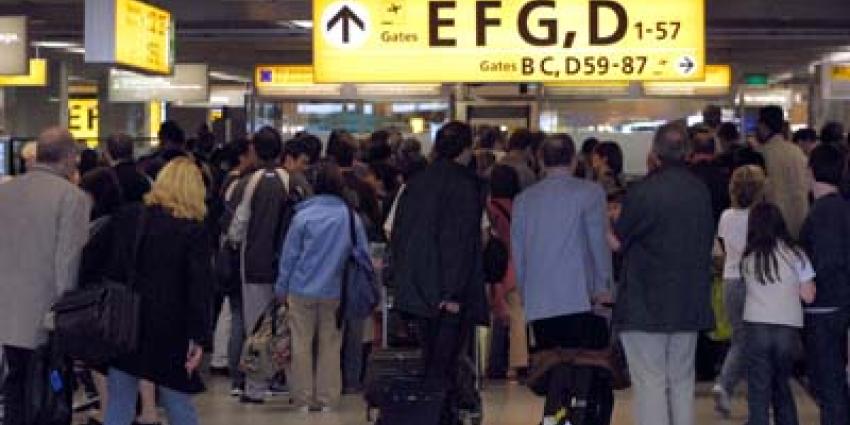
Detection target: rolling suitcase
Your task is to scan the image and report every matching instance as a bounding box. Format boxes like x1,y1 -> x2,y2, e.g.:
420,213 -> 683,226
541,364 -> 614,425
365,349 -> 446,425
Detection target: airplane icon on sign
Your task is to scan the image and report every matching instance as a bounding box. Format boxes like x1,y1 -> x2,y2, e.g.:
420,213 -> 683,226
387,3 -> 401,14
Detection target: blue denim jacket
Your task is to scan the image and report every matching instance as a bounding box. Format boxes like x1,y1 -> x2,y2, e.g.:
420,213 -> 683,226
275,195 -> 369,300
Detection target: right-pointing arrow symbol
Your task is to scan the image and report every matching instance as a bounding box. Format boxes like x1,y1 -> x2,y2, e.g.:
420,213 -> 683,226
327,5 -> 365,44
679,57 -> 695,74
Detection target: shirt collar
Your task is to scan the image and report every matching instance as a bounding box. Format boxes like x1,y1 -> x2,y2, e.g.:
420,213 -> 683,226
30,164 -> 68,180
544,167 -> 572,178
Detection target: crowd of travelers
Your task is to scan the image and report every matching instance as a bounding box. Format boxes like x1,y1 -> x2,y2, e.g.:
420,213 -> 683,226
0,104 -> 849,425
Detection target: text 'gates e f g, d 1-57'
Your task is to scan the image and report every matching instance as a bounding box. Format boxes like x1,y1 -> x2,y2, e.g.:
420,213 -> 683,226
313,0 -> 705,83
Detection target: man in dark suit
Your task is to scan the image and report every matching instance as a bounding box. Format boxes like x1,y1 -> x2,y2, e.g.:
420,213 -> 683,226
105,133 -> 151,204
390,121 -> 488,425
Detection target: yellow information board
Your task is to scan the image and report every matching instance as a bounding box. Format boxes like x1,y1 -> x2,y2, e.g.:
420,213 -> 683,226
831,65 -> 850,82
255,65 -> 343,96
314,0 -> 704,83
256,65 -> 316,87
114,0 -> 173,74
68,99 -> 100,143
0,59 -> 47,86
148,101 -> 163,140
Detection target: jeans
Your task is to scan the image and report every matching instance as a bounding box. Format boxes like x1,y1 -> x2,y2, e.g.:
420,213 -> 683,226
717,278 -> 746,395
227,293 -> 246,389
805,308 -> 850,425
620,332 -> 697,425
104,368 -> 198,425
745,323 -> 800,425
1,345 -> 33,425
342,317 -> 365,390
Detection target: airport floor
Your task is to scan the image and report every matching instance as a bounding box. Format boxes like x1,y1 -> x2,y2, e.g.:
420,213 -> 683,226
185,377 -> 820,425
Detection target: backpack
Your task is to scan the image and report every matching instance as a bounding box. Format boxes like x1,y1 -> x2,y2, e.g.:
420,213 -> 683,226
337,206 -> 379,327
226,168 -> 292,283
483,202 -> 511,284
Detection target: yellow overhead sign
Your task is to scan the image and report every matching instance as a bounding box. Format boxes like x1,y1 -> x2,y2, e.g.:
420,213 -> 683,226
831,65 -> 850,82
643,64 -> 730,96
256,65 -> 317,87
114,0 -> 173,74
148,101 -> 163,140
255,65 -> 343,97
0,59 -> 47,86
68,99 -> 100,143
313,0 -> 705,83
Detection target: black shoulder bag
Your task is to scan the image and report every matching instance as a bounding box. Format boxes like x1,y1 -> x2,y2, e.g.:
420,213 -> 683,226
53,209 -> 146,364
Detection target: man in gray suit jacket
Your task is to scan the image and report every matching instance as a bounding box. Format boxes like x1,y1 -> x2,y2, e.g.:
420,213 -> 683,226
0,127 -> 90,425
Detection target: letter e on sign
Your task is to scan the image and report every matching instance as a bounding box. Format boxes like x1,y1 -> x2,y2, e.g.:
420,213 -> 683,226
321,1 -> 371,48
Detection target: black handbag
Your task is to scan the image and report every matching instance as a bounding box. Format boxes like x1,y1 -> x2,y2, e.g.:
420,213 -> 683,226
53,209 -> 146,364
24,336 -> 74,425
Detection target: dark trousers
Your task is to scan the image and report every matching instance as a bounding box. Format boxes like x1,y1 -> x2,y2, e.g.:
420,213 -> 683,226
531,312 -> 609,352
745,323 -> 800,425
2,345 -> 34,425
418,313 -> 467,425
532,313 -> 610,418
487,321 -> 509,378
805,308 -> 850,425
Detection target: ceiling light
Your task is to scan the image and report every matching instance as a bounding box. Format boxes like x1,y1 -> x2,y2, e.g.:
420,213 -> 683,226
291,20 -> 313,29
31,41 -> 79,49
65,47 -> 86,55
209,71 -> 251,84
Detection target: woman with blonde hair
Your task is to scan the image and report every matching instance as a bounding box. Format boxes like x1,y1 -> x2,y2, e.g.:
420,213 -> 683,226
712,164 -> 768,417
103,157 -> 213,425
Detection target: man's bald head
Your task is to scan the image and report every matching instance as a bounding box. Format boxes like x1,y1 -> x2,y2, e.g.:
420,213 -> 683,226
36,127 -> 77,165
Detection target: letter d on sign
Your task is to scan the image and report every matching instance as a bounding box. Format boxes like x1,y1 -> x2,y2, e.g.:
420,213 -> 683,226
590,0 -> 627,45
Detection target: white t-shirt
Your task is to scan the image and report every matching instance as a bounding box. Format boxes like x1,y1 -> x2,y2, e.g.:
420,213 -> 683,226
742,244 -> 815,328
718,208 -> 750,280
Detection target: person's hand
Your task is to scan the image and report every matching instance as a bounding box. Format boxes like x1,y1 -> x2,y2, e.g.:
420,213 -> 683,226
593,291 -> 614,307
800,281 -> 816,304
439,301 -> 461,314
607,231 -> 622,252
185,341 -> 204,376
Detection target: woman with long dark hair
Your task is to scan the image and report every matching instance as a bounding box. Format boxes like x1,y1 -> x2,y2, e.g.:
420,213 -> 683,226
486,164 -> 528,380
591,141 -> 625,195
740,203 -> 816,425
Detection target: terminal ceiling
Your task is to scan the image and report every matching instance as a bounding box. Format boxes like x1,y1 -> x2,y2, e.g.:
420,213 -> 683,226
2,0 -> 850,84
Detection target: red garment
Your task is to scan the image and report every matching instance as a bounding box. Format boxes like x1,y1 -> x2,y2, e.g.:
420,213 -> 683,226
487,197 -> 516,319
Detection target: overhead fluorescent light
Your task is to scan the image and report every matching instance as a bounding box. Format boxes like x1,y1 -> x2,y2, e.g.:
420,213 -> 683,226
65,47 -> 86,55
31,41 -> 79,49
355,84 -> 442,97
291,20 -> 313,29
209,71 -> 251,84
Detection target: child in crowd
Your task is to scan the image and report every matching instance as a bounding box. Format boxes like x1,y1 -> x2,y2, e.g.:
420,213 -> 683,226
740,203 -> 816,425
712,165 -> 767,417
